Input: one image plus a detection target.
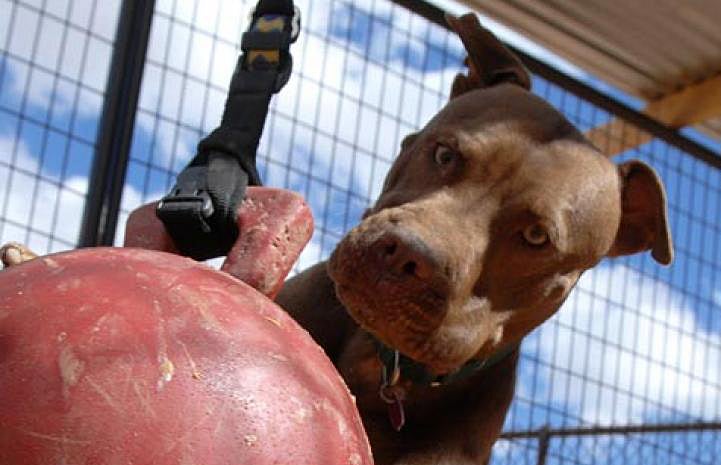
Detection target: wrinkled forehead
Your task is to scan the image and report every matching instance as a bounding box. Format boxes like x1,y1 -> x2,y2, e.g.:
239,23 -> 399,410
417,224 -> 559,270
515,139 -> 618,205
430,84 -> 587,146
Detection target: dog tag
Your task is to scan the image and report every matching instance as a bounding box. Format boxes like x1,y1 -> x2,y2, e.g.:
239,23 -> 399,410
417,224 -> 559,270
387,392 -> 405,431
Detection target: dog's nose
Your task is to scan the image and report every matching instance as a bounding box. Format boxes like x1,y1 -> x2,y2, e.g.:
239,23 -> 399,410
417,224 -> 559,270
373,231 -> 439,281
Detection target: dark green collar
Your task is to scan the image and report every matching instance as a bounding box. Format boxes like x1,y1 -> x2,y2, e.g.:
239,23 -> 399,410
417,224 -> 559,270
375,338 -> 518,388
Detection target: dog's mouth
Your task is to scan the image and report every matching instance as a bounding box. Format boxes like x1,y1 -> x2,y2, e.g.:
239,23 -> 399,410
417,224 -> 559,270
327,221 -> 463,369
332,272 -> 448,328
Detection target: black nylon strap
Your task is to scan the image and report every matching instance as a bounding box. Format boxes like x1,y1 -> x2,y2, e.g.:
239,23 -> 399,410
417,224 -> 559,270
156,0 -> 297,260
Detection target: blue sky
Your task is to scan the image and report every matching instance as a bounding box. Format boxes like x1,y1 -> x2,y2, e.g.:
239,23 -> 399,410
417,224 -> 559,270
1,0 -> 719,463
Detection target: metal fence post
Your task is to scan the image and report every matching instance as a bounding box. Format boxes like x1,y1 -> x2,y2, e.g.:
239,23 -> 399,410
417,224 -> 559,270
536,427 -> 551,465
78,0 -> 156,247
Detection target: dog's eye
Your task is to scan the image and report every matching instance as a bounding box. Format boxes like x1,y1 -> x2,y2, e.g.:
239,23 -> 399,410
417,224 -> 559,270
433,145 -> 457,166
522,224 -> 549,246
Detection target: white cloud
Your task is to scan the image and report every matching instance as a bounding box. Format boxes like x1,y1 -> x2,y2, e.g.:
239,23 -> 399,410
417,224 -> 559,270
114,180 -> 163,248
0,0 -> 120,118
0,0 -> 582,178
119,0 -> 465,263
2,0 -> 460,198
0,135 -> 147,254
294,235 -> 323,273
713,290 -> 721,308
4,1 -> 718,436
520,263 -> 721,425
0,137 -> 84,251
0,0 -> 539,261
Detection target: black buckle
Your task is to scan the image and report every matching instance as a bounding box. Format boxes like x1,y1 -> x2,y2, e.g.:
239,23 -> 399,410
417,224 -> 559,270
156,189 -> 215,233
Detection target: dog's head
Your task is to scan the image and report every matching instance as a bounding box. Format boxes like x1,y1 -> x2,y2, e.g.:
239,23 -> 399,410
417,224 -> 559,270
328,14 -> 673,374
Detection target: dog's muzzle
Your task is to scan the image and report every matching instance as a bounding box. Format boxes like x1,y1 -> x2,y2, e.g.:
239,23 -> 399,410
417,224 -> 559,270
329,226 -> 450,297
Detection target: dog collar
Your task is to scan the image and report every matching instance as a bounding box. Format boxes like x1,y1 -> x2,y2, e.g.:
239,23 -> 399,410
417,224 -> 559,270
374,338 -> 518,431
375,339 -> 518,387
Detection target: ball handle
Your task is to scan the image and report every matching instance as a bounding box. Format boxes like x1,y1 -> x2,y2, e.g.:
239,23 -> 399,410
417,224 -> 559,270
125,187 -> 313,299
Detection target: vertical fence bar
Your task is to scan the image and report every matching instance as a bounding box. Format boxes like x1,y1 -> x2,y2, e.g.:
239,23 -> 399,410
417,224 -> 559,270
78,0 -> 156,247
536,428 -> 550,465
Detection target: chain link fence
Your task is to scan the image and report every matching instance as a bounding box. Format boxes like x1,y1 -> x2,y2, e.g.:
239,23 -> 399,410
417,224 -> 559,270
0,0 -> 120,252
1,1 -> 719,463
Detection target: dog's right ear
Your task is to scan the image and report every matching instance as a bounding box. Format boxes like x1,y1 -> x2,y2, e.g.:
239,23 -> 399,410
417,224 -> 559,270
607,161 -> 674,265
446,13 -> 531,99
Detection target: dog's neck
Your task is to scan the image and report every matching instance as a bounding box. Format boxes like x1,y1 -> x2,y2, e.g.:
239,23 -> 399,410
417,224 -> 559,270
371,333 -> 519,431
374,337 -> 518,388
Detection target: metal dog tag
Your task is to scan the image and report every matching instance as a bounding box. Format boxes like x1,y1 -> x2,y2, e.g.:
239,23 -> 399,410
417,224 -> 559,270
387,392 -> 405,431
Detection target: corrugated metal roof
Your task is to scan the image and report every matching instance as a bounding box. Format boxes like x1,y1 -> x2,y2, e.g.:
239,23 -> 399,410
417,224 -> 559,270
460,0 -> 721,142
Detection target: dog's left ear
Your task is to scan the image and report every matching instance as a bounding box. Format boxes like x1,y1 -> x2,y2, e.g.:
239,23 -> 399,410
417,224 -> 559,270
607,160 -> 673,265
446,13 -> 531,99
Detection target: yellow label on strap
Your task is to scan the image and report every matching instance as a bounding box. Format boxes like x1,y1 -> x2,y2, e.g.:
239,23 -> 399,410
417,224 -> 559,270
248,16 -> 285,65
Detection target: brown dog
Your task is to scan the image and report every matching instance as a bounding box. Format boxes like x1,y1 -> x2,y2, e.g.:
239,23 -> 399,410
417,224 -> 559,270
276,13 -> 673,465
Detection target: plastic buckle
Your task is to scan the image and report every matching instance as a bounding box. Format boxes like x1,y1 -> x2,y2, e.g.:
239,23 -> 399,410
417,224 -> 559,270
156,190 -> 215,232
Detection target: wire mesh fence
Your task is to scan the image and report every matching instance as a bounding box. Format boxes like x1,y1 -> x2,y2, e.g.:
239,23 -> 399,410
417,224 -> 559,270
1,0 -> 720,464
494,76 -> 721,464
0,0 -> 120,253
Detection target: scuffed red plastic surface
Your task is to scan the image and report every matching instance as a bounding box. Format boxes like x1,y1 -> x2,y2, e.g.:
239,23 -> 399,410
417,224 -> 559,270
124,186 -> 314,299
0,248 -> 373,465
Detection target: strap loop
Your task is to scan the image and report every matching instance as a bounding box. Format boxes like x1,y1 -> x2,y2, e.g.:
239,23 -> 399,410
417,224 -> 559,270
242,30 -> 290,51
